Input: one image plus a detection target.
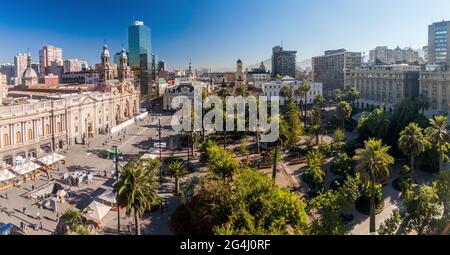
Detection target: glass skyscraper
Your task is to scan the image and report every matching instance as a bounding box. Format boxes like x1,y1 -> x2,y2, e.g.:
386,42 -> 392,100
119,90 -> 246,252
428,20 -> 450,66
128,21 -> 152,95
128,21 -> 151,69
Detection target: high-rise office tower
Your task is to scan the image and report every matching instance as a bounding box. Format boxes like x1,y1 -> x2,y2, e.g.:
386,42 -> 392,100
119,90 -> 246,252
428,20 -> 450,66
128,21 -> 152,94
39,45 -> 63,75
271,46 -> 297,78
312,49 -> 362,95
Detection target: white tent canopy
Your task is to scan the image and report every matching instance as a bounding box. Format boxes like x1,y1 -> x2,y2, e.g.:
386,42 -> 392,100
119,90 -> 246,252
38,153 -> 65,166
85,201 -> 112,222
0,169 -> 16,182
98,188 -> 117,205
10,161 -> 41,176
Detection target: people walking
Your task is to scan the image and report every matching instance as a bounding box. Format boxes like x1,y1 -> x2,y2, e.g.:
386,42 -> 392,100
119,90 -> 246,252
22,207 -> 26,215
36,211 -> 40,220
4,192 -> 7,200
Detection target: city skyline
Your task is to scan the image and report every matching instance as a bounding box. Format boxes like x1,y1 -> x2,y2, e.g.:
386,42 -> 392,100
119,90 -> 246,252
0,0 -> 450,71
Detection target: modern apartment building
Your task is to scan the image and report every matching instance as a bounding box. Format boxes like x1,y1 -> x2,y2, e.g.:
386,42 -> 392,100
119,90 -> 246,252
312,49 -> 362,95
271,46 -> 297,78
428,20 -> 450,66
39,45 -> 63,75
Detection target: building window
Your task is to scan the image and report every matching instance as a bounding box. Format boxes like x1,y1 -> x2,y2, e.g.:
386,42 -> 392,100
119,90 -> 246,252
3,134 -> 9,146
57,122 -> 62,132
27,129 -> 33,141
45,124 -> 50,135
75,126 -> 79,133
16,131 -> 22,144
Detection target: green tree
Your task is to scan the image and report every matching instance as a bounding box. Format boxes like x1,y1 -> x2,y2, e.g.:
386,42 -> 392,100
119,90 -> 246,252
298,80 -> 311,118
330,152 -> 354,178
336,101 -> 352,130
367,107 -> 390,139
332,128 -> 346,152
285,97 -> 303,148
377,210 -> 402,235
238,137 -> 249,155
398,123 -> 430,180
332,89 -> 343,103
433,171 -> 450,220
346,86 -> 360,106
425,115 -> 450,172
168,159 -> 187,195
60,209 -> 97,235
115,157 -> 160,235
404,184 -> 442,235
304,150 -> 325,191
353,138 -> 394,234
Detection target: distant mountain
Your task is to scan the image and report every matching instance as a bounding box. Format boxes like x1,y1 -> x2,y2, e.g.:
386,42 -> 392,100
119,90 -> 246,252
245,59 -> 271,71
211,58 -> 311,73
297,58 -> 311,70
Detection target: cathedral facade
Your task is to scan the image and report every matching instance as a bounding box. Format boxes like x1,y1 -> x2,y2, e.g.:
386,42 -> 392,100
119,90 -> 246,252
0,44 -> 140,166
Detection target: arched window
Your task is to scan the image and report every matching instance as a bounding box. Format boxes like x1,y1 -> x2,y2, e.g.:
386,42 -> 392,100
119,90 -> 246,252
3,134 -> 9,146
27,129 -> 33,141
16,131 -> 22,144
45,124 -> 50,135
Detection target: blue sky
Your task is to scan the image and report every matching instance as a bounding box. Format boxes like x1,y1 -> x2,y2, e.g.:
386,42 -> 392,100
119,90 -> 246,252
0,0 -> 449,71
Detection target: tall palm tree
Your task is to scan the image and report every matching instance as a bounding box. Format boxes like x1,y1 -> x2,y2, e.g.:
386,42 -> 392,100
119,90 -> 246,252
115,157 -> 159,235
425,115 -> 450,172
353,138 -> 394,234
336,101 -> 352,130
398,123 -> 430,180
297,80 -> 311,118
168,159 -> 187,195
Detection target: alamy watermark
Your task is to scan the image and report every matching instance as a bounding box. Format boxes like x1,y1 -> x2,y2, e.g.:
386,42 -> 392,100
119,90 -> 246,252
170,85 -> 280,143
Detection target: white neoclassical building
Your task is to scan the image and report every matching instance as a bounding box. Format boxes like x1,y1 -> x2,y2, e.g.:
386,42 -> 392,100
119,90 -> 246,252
263,77 -> 323,106
0,45 -> 140,165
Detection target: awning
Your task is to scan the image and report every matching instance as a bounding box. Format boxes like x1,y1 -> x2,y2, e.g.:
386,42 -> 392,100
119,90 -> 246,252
85,201 -> 112,222
141,154 -> 158,160
37,153 -> 66,166
10,161 -> 41,176
0,169 -> 16,182
98,188 -> 117,204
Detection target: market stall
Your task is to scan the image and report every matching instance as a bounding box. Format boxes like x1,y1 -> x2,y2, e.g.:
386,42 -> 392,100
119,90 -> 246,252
37,153 -> 66,172
98,188 -> 117,207
0,169 -> 16,190
10,161 -> 42,183
85,201 -> 112,225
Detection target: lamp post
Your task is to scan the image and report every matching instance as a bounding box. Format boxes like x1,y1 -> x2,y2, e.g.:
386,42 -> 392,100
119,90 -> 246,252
111,146 -> 122,235
158,118 -> 162,182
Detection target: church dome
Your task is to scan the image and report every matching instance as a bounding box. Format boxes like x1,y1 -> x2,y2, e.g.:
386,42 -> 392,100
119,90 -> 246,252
102,44 -> 110,57
22,67 -> 38,79
237,59 -> 242,64
120,48 -> 128,59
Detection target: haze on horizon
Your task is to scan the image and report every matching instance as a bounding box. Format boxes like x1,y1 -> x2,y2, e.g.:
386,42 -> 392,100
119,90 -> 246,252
0,0 -> 449,71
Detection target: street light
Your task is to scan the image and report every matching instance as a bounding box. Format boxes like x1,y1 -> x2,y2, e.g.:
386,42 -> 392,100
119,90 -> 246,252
110,146 -> 122,235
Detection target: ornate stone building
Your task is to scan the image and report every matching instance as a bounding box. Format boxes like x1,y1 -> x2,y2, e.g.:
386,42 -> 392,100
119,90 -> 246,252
349,65 -> 420,113
0,44 -> 140,165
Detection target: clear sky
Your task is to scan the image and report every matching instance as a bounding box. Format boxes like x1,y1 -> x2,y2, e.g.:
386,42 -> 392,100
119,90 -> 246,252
0,0 -> 449,71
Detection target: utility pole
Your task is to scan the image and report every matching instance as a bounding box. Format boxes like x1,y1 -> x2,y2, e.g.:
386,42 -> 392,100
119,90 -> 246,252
158,118 -> 162,182
112,145 -> 120,235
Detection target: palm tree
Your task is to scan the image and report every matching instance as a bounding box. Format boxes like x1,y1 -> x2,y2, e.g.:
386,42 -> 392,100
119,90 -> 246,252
398,123 -> 430,180
336,101 -> 352,130
425,115 -> 450,172
353,138 -> 394,234
115,157 -> 159,235
297,80 -> 311,118
417,93 -> 430,115
168,159 -> 187,195
60,208 -> 97,235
